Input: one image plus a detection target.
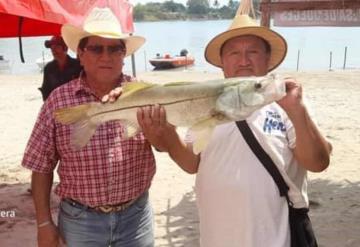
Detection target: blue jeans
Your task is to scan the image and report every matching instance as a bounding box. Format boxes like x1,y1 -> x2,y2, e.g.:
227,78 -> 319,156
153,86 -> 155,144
58,192 -> 154,247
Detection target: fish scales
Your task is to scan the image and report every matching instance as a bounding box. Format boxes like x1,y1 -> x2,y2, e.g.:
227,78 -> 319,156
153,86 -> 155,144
89,80 -> 225,127
54,75 -> 285,152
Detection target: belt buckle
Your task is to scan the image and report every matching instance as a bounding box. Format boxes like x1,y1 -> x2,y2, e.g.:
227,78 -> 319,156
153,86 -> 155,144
97,205 -> 116,213
95,200 -> 133,213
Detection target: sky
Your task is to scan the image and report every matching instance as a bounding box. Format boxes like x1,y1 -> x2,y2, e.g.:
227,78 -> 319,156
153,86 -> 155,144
130,0 -> 230,7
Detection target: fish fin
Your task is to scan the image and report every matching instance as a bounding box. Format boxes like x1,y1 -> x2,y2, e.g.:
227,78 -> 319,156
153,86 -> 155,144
54,104 -> 93,124
71,118 -> 98,150
241,93 -> 264,106
163,81 -> 197,86
190,118 -> 218,154
121,82 -> 155,98
121,120 -> 140,138
54,103 -> 100,150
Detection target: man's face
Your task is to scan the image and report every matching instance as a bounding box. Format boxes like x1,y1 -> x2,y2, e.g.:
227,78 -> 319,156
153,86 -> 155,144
50,44 -> 67,61
221,35 -> 270,78
78,36 -> 126,84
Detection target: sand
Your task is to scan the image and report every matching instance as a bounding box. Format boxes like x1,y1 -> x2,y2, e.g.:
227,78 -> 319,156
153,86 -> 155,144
0,70 -> 359,247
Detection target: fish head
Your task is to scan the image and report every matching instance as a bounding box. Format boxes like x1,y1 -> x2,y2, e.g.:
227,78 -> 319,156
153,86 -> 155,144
216,74 -> 286,120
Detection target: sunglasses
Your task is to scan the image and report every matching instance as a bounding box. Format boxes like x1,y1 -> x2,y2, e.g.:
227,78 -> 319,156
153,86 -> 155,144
84,44 -> 126,57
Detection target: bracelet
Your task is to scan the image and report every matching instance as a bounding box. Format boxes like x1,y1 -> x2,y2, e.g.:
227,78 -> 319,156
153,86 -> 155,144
38,220 -> 52,228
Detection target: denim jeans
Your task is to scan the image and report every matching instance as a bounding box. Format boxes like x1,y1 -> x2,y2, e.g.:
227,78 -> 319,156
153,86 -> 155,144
58,191 -> 154,247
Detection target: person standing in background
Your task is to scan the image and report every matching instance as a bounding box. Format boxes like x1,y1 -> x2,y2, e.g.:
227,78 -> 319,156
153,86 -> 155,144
39,35 -> 82,101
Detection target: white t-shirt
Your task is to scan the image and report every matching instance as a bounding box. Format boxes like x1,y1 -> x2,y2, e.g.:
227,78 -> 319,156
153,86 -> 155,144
194,102 -> 308,247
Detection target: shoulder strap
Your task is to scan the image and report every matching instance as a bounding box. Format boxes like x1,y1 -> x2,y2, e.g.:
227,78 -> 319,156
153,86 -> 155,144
236,120 -> 292,204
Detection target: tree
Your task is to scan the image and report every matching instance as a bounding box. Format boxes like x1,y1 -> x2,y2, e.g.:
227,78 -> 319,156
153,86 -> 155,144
187,0 -> 210,15
228,0 -> 240,10
163,0 -> 186,12
133,4 -> 146,21
227,0 -> 239,16
213,0 -> 220,9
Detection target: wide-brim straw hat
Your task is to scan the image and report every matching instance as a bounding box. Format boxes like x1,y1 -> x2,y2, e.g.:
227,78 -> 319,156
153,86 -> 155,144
205,14 -> 287,72
61,7 -> 145,57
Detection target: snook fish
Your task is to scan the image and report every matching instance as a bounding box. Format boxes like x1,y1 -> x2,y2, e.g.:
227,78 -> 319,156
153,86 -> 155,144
54,75 -> 286,153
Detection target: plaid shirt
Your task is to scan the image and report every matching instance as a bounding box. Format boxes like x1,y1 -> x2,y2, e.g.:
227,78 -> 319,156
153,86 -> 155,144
22,74 -> 156,207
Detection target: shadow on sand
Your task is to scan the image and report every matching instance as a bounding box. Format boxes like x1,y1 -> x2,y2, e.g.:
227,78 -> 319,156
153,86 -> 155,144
0,178 -> 359,247
156,189 -> 199,247
158,178 -> 360,247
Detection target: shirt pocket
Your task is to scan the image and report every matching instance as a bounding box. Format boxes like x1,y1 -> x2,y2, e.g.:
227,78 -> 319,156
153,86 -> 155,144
59,200 -> 87,220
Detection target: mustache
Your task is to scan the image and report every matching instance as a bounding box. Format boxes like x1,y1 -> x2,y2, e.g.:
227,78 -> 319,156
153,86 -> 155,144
235,67 -> 253,72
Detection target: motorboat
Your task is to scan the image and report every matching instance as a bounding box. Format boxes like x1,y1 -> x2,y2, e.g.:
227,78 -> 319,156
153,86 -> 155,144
149,49 -> 195,70
0,55 -> 10,72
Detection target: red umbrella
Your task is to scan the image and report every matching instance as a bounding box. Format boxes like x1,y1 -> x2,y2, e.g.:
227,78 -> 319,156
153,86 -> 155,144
0,0 -> 134,37
0,0 -> 134,61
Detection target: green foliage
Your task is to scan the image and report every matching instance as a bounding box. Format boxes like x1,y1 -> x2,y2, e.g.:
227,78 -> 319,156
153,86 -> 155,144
163,0 -> 186,12
228,0 -> 239,11
133,0 -> 240,22
134,2 -> 186,21
213,0 -> 220,9
187,0 -> 210,15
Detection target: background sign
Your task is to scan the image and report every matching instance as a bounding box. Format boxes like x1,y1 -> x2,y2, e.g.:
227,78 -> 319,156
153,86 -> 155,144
273,0 -> 360,26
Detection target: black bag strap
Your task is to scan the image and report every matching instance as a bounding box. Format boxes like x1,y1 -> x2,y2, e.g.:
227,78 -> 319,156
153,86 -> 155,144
236,120 -> 292,205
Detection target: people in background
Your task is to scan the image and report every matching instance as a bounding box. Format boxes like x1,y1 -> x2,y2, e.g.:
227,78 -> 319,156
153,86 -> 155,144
39,35 -> 81,101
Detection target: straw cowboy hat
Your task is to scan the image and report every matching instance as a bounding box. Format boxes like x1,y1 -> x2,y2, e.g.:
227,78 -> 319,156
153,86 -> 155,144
61,7 -> 145,57
205,14 -> 287,72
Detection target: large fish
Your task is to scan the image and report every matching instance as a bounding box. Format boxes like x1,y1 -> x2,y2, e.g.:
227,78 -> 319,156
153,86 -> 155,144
54,74 -> 286,153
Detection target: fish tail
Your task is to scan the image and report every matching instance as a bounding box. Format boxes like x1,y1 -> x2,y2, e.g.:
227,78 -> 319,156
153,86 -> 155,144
54,104 -> 99,149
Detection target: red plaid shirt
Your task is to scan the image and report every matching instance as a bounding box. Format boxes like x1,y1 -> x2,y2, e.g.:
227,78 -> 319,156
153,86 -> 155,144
22,74 -> 156,207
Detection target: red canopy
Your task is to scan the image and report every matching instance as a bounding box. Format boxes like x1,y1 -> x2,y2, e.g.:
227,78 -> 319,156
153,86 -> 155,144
0,0 -> 134,38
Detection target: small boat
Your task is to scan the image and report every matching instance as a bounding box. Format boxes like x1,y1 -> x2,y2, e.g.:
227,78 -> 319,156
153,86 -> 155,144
0,55 -> 11,72
149,49 -> 195,70
36,53 -> 53,71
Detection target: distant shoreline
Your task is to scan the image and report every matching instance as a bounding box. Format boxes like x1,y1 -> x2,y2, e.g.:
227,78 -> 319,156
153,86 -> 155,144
134,17 -> 232,23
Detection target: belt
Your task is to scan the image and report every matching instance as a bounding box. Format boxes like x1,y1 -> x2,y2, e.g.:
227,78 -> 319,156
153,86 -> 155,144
64,198 -> 137,214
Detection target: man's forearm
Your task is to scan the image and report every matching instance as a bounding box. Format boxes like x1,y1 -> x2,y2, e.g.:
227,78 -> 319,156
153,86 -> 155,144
31,171 -> 54,224
291,107 -> 331,172
167,136 -> 200,174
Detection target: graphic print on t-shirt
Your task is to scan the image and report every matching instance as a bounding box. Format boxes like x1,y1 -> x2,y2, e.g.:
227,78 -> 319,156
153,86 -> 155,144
263,111 -> 286,134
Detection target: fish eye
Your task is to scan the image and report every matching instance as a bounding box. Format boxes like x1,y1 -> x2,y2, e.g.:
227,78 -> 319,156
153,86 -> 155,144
254,82 -> 262,89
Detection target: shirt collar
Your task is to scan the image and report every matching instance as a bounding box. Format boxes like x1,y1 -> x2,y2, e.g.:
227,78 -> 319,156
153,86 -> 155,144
73,71 -> 125,97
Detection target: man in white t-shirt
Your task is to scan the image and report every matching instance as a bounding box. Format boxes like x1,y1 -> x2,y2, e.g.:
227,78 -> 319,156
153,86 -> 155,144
136,12 -> 332,247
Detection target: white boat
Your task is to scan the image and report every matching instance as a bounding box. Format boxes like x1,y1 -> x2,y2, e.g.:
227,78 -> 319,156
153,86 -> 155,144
0,55 -> 11,72
36,53 -> 53,71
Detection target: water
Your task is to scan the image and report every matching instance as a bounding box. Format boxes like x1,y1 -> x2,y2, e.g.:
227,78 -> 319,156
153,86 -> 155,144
1,19 -> 360,75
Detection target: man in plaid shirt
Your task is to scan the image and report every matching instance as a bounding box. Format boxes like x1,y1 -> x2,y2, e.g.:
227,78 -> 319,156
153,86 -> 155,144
22,7 -> 155,247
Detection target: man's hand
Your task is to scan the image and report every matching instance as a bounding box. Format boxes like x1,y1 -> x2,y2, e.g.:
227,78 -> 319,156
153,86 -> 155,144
101,87 -> 122,103
277,78 -> 304,119
137,105 -> 200,173
38,223 -> 66,247
277,77 -> 331,172
137,105 -> 178,152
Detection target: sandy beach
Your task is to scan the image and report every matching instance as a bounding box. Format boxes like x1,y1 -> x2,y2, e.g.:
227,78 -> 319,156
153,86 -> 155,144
0,69 -> 359,247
